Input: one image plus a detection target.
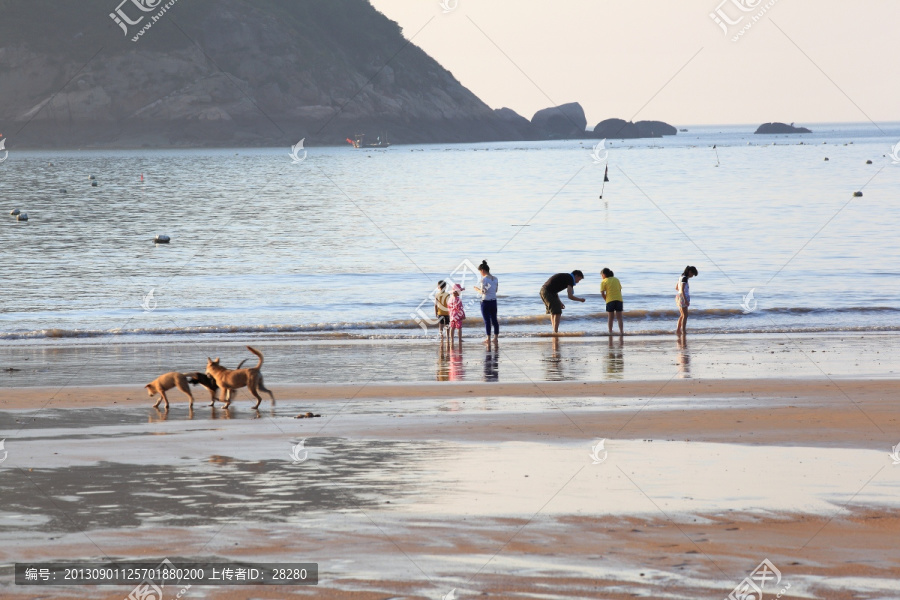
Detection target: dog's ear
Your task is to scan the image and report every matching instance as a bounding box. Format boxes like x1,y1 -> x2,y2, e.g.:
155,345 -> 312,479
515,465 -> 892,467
213,357 -> 220,364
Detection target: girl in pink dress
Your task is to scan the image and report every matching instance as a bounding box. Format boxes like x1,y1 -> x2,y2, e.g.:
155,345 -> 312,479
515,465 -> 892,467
447,283 -> 466,345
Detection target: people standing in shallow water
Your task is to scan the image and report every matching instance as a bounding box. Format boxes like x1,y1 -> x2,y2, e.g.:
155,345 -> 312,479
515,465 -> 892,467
474,260 -> 499,344
540,270 -> 585,333
600,267 -> 624,337
675,266 -> 698,336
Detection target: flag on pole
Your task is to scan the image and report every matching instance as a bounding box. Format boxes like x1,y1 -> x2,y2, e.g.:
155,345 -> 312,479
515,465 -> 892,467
603,165 -> 609,182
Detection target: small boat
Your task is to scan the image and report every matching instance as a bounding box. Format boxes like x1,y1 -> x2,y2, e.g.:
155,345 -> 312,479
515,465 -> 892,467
347,133 -> 391,149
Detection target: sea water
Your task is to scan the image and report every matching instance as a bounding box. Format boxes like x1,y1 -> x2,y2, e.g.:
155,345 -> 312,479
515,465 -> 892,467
1,122 -> 899,343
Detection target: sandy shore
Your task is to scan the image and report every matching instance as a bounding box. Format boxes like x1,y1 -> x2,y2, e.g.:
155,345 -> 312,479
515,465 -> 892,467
2,335 -> 899,598
2,372 -> 899,598
1,376 -> 898,446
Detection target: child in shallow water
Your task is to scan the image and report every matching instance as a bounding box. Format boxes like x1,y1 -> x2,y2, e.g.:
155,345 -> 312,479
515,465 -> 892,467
446,283 -> 466,346
676,265 -> 698,336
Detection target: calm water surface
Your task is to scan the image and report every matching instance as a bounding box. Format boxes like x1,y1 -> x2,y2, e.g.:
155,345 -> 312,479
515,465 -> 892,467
1,122 -> 899,343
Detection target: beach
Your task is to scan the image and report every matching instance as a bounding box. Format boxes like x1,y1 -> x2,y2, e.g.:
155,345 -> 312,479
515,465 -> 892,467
1,0 -> 896,595
2,334 -> 899,599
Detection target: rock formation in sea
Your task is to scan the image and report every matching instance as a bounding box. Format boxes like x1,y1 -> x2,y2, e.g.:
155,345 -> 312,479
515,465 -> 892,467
591,118 -> 678,139
754,122 -> 812,134
530,103 -> 588,139
494,107 -> 540,140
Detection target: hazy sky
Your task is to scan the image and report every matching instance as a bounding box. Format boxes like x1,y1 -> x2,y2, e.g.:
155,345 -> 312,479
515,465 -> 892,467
369,0 -> 898,126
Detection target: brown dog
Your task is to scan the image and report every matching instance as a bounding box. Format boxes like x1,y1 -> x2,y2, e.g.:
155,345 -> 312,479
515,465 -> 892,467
206,346 -> 275,409
145,372 -> 194,410
184,359 -> 248,406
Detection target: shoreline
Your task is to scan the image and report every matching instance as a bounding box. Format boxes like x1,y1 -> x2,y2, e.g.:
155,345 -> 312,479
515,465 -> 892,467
1,332 -> 898,389
2,325 -> 900,344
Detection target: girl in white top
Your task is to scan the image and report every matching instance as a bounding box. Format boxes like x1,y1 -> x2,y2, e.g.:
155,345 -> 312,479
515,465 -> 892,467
474,260 -> 499,343
676,265 -> 698,336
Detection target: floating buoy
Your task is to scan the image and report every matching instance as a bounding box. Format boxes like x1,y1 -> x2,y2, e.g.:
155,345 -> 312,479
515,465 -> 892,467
10,209 -> 20,216
853,191 -> 863,197
59,188 -> 67,193
17,213 -> 28,221
91,181 -> 98,187
154,235 -> 170,244
140,174 -> 144,182
824,157 -> 829,161
866,160 -> 873,164
88,175 -> 95,180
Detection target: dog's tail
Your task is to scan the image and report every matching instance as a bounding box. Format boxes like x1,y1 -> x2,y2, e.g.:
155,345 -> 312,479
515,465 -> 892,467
247,346 -> 263,369
236,358 -> 248,369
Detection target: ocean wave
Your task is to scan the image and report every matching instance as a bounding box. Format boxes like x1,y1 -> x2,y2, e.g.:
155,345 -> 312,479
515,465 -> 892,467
3,319 -> 900,342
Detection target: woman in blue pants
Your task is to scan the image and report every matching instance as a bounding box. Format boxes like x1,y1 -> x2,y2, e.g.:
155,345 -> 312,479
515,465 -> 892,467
475,260 -> 499,344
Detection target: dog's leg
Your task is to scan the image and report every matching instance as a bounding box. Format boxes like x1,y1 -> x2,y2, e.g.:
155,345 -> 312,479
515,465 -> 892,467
258,375 -> 276,404
208,386 -> 217,407
176,379 -> 195,407
221,388 -> 232,408
152,392 -> 162,409
159,389 -> 170,411
248,383 -> 263,410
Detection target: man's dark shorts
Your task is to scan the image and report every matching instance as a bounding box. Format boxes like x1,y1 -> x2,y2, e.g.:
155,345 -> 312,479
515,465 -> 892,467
606,300 -> 623,313
540,287 -> 563,315
437,315 -> 450,326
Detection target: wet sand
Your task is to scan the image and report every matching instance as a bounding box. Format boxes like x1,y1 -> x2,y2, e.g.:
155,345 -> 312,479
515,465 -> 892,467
2,336 -> 900,598
1,332 -> 899,388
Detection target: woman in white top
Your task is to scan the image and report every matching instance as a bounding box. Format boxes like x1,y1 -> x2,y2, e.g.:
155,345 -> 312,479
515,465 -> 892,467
675,265 -> 698,336
474,260 -> 499,344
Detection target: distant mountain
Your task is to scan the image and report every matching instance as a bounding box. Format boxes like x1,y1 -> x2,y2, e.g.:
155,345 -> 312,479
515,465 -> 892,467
0,0 -> 527,148
754,122 -> 812,134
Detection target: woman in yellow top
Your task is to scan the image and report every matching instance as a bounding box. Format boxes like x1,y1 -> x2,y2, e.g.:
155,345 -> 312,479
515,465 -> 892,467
600,268 -> 624,337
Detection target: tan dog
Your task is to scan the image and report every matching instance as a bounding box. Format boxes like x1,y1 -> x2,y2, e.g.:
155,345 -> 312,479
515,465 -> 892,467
145,372 -> 194,410
206,346 -> 275,409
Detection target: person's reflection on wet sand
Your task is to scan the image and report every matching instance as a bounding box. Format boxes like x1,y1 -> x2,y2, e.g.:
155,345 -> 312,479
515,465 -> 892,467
677,336 -> 691,378
449,346 -> 465,381
436,342 -> 450,382
605,336 -> 624,379
483,339 -> 499,382
545,337 -> 564,381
